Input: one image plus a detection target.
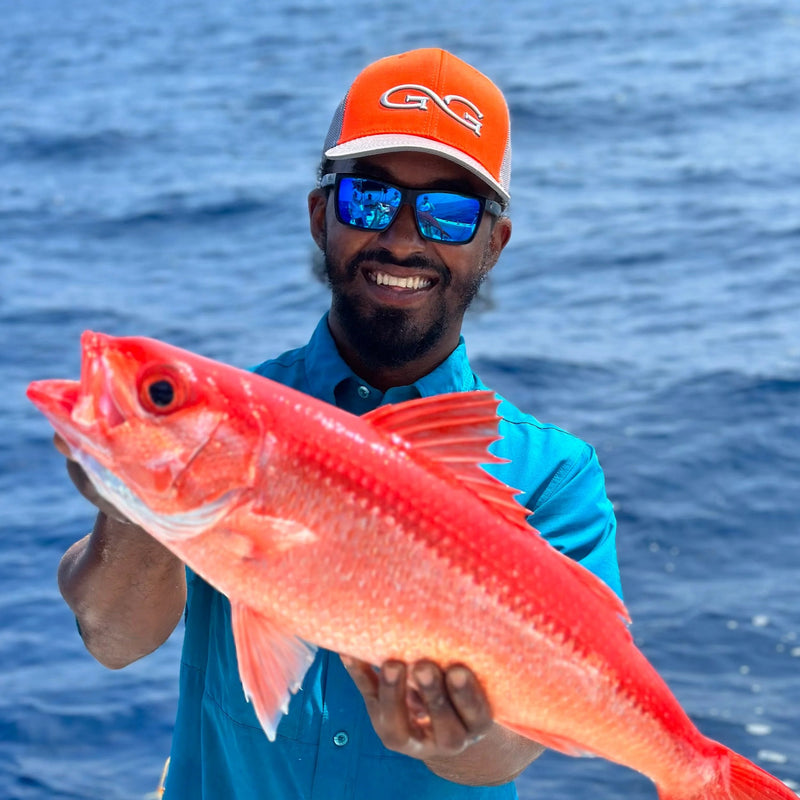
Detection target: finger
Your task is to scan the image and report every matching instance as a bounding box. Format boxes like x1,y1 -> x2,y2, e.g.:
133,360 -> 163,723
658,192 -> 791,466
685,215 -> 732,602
445,664 -> 493,737
65,457 -> 97,499
53,434 -> 71,458
413,661 -> 468,752
65,458 -> 104,507
341,655 -> 379,710
377,661 -> 413,749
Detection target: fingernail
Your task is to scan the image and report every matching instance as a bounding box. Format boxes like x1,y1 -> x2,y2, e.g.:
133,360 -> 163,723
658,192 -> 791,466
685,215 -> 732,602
448,667 -> 469,690
383,664 -> 401,684
415,664 -> 435,688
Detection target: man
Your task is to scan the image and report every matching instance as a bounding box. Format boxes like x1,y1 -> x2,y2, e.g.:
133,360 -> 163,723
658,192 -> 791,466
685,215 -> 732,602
56,48 -> 622,798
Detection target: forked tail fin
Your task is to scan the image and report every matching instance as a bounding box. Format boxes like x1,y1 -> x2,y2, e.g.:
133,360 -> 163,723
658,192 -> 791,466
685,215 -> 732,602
658,748 -> 797,800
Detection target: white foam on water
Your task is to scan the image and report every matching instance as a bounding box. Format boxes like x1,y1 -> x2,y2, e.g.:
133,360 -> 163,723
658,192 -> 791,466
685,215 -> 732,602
758,750 -> 788,765
746,722 -> 772,736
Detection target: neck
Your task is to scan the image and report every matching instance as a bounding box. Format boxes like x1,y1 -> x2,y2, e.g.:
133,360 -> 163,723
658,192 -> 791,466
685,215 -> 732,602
327,313 -> 460,392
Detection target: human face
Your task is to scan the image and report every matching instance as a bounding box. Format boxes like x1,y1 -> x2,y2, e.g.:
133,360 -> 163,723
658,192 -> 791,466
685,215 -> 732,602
308,152 -> 512,381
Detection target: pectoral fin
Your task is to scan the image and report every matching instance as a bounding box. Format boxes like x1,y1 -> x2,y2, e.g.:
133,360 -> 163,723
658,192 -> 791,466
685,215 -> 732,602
231,602 -> 317,740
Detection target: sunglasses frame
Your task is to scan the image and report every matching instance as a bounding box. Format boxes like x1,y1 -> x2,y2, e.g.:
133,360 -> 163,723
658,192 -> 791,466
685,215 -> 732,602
320,172 -> 503,245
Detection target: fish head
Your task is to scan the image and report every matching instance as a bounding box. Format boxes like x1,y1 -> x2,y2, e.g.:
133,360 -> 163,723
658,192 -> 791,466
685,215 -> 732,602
27,331 -> 268,532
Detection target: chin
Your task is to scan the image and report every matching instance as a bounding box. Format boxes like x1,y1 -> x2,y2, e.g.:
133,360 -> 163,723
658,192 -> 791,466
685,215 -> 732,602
333,295 -> 449,369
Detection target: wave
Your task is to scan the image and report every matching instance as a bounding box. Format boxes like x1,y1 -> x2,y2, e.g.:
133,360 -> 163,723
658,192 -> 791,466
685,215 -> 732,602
1,127 -> 144,164
89,193 -> 279,235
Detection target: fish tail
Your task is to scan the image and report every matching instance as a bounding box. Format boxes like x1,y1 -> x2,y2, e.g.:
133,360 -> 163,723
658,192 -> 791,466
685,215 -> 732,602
725,750 -> 797,800
657,747 -> 796,800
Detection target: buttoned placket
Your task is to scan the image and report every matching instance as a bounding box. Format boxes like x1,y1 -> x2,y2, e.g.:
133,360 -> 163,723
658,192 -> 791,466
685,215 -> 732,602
310,653 -> 362,800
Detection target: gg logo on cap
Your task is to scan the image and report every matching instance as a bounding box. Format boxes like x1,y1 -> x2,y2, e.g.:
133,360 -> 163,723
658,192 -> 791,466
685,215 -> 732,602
379,84 -> 484,137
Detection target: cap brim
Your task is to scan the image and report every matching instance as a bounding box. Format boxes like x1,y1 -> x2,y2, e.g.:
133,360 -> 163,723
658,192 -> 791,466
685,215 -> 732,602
325,134 -> 510,204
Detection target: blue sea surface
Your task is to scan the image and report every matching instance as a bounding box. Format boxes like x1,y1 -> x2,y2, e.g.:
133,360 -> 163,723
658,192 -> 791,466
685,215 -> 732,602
2,1 -> 799,797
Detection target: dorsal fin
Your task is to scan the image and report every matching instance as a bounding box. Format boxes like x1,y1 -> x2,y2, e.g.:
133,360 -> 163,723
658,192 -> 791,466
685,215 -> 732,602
363,391 -> 532,530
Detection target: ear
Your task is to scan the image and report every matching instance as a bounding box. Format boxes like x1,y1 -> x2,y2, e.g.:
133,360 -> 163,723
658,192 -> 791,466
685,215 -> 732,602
308,188 -> 328,252
482,215 -> 512,275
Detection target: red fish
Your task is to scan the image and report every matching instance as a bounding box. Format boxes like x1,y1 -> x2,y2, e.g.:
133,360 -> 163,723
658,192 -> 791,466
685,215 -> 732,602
27,331 -> 795,800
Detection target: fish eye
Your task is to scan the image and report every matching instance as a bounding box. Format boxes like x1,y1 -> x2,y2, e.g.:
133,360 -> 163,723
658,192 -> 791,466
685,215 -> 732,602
138,365 -> 187,414
148,379 -> 174,407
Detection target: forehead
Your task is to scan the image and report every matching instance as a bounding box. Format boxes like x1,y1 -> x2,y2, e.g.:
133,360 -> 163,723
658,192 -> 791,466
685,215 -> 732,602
334,151 -> 494,196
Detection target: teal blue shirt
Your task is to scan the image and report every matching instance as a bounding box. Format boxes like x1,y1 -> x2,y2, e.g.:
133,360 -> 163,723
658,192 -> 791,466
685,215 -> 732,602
164,315 -> 622,799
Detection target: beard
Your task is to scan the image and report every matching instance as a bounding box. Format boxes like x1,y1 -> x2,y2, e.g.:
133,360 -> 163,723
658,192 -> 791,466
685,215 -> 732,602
324,247 -> 487,370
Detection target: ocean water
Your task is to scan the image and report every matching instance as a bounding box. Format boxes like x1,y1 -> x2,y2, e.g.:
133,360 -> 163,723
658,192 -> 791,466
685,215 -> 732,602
2,0 -> 799,797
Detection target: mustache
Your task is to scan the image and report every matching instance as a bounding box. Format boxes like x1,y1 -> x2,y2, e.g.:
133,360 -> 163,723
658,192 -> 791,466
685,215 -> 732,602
347,248 -> 451,286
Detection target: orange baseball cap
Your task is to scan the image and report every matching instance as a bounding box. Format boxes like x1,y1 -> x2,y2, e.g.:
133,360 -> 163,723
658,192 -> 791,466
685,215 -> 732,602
323,48 -> 512,204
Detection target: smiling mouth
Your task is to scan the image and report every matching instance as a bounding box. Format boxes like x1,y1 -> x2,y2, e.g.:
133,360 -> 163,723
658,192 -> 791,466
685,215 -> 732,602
367,270 -> 434,290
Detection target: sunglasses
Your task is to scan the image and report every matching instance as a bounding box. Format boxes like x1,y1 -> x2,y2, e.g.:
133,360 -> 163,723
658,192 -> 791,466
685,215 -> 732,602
320,173 -> 503,244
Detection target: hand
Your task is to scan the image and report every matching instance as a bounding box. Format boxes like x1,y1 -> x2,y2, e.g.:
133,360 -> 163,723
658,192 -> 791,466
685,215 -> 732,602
341,656 -> 493,759
54,434 -> 132,524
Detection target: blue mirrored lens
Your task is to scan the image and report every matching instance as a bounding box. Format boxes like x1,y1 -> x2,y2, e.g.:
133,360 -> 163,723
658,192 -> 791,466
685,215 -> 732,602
414,192 -> 481,242
337,177 -> 401,231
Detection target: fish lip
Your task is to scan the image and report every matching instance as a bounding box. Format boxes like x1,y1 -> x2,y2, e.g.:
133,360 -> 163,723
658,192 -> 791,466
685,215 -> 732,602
26,378 -> 80,418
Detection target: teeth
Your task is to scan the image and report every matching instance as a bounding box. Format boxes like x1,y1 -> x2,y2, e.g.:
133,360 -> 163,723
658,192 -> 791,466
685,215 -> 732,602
373,272 -> 432,290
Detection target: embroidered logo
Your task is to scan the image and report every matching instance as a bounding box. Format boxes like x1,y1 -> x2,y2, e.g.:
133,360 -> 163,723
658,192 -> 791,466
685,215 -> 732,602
379,84 -> 483,137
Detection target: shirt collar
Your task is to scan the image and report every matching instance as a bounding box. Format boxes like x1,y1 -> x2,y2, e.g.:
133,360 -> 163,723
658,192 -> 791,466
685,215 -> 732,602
303,315 -> 358,405
303,313 -> 478,408
411,336 -> 477,398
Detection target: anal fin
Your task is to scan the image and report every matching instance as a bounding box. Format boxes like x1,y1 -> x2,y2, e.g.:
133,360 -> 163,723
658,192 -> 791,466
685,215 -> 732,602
231,602 -> 317,740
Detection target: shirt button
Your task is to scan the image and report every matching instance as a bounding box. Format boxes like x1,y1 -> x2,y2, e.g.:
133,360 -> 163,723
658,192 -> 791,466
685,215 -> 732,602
357,385 -> 370,399
333,731 -> 349,747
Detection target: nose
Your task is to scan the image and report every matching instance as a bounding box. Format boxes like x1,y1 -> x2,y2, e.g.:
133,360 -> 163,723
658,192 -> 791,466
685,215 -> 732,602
377,201 -> 426,255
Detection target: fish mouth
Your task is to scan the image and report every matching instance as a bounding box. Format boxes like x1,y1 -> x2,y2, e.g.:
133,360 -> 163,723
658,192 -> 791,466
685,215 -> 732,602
26,331 -> 128,454
26,378 -> 81,421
